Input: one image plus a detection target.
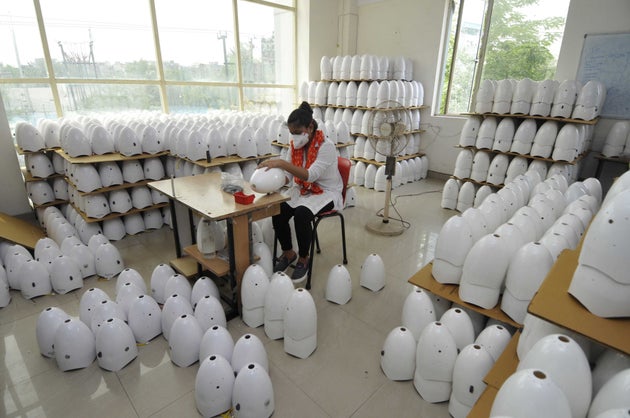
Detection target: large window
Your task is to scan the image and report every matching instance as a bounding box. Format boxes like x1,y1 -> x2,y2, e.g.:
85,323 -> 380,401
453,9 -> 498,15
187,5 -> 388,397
439,0 -> 570,115
0,0 -> 296,128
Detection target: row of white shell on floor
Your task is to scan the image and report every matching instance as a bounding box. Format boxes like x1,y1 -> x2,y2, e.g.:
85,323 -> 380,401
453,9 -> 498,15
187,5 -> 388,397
310,106 -> 423,137
354,157 -> 429,191
16,110 -> 285,161
436,172 -> 602,323
475,78 -> 606,121
353,133 -> 423,159
443,156 -> 581,212
301,79 -> 424,108
460,116 -> 594,162
600,120 -> 630,158
320,55 -> 414,82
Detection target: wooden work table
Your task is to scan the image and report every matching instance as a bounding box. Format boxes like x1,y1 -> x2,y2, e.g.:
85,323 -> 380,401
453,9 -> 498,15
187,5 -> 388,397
148,173 -> 289,314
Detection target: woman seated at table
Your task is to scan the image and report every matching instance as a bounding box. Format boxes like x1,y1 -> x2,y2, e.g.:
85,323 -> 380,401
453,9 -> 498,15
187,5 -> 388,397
257,101 -> 343,282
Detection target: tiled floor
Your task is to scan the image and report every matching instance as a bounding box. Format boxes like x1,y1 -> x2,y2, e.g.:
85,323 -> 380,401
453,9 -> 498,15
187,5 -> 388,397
1,178 -> 455,418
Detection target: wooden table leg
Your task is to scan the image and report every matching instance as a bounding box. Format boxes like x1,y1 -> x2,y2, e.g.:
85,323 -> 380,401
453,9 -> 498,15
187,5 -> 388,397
230,213 -> 251,315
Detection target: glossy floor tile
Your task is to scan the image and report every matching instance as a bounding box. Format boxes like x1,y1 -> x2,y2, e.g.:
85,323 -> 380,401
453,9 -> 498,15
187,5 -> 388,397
1,178 -> 454,417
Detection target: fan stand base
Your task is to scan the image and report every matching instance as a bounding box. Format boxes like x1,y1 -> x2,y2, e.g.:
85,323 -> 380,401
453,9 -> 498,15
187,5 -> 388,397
365,218 -> 404,236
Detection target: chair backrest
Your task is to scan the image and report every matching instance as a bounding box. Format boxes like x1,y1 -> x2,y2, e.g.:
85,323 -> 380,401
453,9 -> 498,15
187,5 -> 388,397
337,157 -> 352,202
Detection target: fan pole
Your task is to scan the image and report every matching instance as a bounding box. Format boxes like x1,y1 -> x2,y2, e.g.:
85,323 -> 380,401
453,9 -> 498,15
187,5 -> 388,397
366,156 -> 404,236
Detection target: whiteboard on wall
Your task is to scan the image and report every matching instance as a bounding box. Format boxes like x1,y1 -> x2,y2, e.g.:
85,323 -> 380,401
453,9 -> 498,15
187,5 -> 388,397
576,32 -> 630,119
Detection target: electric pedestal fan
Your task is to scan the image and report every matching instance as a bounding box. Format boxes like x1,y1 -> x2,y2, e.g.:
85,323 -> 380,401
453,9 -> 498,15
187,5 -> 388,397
365,101 -> 411,236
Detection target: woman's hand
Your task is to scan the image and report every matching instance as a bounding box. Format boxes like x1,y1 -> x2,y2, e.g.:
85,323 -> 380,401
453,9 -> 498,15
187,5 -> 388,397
258,158 -> 287,171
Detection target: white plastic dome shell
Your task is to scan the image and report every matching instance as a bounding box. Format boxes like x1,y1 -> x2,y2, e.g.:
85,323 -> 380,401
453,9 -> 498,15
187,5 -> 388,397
16,122 -> 45,152
433,215 -> 475,284
50,255 -> 83,295
232,362 -> 275,418
454,149 -> 474,179
116,268 -> 146,294
232,333 -> 269,374
161,294 -> 193,341
486,154 -> 509,185
98,162 -> 123,187
249,167 -> 286,194
470,152 -> 490,183
150,263 -> 176,304
439,307 -> 475,352
241,264 -> 270,328
199,324 -> 235,364
54,318 -> 96,371
473,185 -> 493,208
456,181 -> 476,212
90,125 -> 116,155
164,273 -> 192,302
127,294 -> 162,343
476,117 -> 498,149
121,160 -> 144,183
492,80 -> 514,114
26,153 -> 54,178
401,288 -> 436,341
169,314 -> 203,367
441,179 -> 460,210
18,259 -> 52,299
380,326 -> 416,381
474,324 -> 512,362
195,354 -> 235,418
459,117 -> 481,147
0,267 -> 10,308
263,272 -> 294,340
191,276 -> 220,310
36,306 -> 71,357
510,78 -> 534,114
359,253 -> 386,291
284,288 -> 317,359
589,368 -> 630,418
492,118 -> 516,152
194,294 -> 227,332
95,317 -> 138,372
27,181 -> 55,205
449,344 -> 495,418
489,368 -> 572,418
414,321 -> 458,403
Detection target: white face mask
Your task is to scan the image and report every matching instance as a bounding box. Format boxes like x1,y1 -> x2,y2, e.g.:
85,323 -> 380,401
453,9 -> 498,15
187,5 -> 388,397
291,133 -> 309,149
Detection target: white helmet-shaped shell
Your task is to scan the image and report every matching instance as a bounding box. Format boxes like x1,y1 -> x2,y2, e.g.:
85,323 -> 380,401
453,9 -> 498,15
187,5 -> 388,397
345,81 -> 358,107
140,125 -> 162,154
284,288 -> 317,359
102,218 -> 126,241
461,207 -> 490,241
490,368 -> 571,418
551,79 -> 580,118
150,263 -> 175,304
121,160 -> 144,183
363,163 -> 377,189
254,127 -> 272,156
589,369 -> 630,418
232,362 -> 275,418
476,117 -> 498,149
36,241 -> 62,272
98,161 -> 123,187
475,79 -> 495,113
50,254 -> 83,294
486,154 -> 509,185
505,156 -> 529,184
401,288 -> 436,340
169,314 -> 203,367
208,128 -> 227,158
117,126 -> 142,156
194,294 -> 227,332
441,178 -> 460,210
356,82 -> 369,108
491,79 -> 514,114
353,160 -> 366,186
0,266 -> 10,307
95,317 -> 138,372
84,194 -> 110,219
380,326 -> 416,381
241,264 -> 270,328
510,78 -> 534,114
27,180 -> 55,205
143,157 -> 165,180
492,118 -> 516,152
232,333 -> 269,374
237,127 -> 257,158
79,287 -> 110,325
439,307 -> 475,351
320,56 -> 332,80
456,181 -> 476,212
413,321 -> 458,403
325,264 -> 352,305
161,293 -> 193,340
335,81 -> 347,107
449,343 -> 494,418
582,177 -> 602,204
572,80 -> 606,120
16,121 -> 45,152
510,119 -> 537,154
90,125 -> 115,155
327,82 -> 338,106
531,79 -> 557,111
115,281 -> 144,317
249,167 -> 285,194
359,253 -> 385,291
459,233 -> 509,309
36,307 -> 71,357
195,354 -> 235,418
470,151 -> 490,182
517,334 -> 591,418
263,272 -> 294,340
350,55 -> 361,80
164,273 -> 192,302
94,242 -> 124,279
26,153 -> 54,178
568,189 -> 630,317
123,213 -> 145,235
199,324 -> 234,365
18,259 -> 52,299
52,177 -> 69,200
552,123 -> 580,161
73,164 -> 102,193
42,119 -> 61,148
374,165 -> 387,192
128,294 -> 162,343
108,189 -> 132,214
473,185 -> 493,208
143,208 -> 163,230
90,299 -> 126,334
454,149 -> 474,179
191,276 -> 220,310
54,317 -> 96,371
459,117 -> 482,147
433,215 -> 474,284
474,324 -> 511,362
366,81 -> 380,108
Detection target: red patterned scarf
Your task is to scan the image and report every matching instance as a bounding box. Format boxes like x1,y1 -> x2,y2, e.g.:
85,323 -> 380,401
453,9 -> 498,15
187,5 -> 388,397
291,129 -> 324,195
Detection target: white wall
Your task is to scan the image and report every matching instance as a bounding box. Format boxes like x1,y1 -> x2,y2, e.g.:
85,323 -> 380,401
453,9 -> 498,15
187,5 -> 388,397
0,93 -> 32,215
344,0 -> 630,177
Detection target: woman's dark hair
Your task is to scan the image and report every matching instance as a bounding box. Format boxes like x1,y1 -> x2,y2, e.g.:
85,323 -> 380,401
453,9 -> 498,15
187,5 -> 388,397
287,101 -> 318,131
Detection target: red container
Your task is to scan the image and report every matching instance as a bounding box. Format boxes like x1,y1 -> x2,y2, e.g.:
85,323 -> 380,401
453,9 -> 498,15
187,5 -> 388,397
234,191 -> 254,205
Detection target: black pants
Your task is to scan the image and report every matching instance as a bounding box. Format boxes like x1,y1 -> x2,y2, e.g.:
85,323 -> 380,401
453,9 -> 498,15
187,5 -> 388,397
273,201 -> 334,258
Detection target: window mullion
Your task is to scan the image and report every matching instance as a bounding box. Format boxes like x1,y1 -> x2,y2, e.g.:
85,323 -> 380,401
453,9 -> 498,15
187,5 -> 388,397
469,0 -> 494,112
444,0 -> 465,115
